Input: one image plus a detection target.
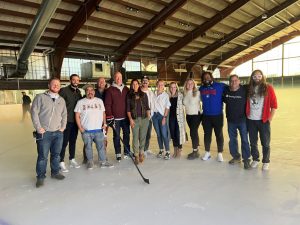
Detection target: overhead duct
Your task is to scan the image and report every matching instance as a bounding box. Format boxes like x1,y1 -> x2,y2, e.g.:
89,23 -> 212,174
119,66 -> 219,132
10,0 -> 61,78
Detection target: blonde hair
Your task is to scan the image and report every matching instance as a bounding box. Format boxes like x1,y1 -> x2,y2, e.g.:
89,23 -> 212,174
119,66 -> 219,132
168,82 -> 179,97
183,78 -> 198,97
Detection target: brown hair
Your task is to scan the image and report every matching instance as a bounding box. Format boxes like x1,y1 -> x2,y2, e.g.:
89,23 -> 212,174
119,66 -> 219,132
129,79 -> 144,98
248,69 -> 268,98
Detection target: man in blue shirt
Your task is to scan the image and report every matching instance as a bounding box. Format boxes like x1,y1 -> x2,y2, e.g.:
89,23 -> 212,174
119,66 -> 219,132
199,71 -> 226,162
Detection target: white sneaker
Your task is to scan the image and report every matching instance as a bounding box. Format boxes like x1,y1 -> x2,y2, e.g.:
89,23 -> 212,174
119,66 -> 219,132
217,153 -> 224,162
123,155 -> 130,159
70,159 -> 80,168
251,161 -> 259,168
202,151 -> 211,161
100,161 -> 114,168
144,150 -> 154,155
59,162 -> 69,173
262,163 -> 269,171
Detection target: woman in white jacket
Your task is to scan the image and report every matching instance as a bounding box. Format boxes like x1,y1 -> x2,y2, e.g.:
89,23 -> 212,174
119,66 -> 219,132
168,82 -> 186,158
183,78 -> 202,160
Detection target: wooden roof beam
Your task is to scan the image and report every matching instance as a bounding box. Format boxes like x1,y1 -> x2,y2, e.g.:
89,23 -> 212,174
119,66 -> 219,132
52,0 -> 102,78
157,0 -> 250,59
211,15 -> 300,66
185,0 -> 298,68
111,0 -> 186,65
218,29 -> 300,76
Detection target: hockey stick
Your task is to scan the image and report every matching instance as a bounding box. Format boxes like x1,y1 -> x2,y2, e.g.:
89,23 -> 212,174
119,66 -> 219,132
107,119 -> 150,184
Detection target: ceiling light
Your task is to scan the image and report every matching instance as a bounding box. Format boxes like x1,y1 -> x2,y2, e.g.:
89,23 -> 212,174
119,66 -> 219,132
174,68 -> 187,72
179,22 -> 191,27
261,13 -> 268,19
126,6 -> 139,13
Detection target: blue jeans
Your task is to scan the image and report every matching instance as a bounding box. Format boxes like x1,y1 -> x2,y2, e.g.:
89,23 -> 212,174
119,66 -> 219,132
247,119 -> 271,163
227,121 -> 250,160
112,119 -> 130,156
36,131 -> 63,179
82,131 -> 106,162
152,112 -> 170,151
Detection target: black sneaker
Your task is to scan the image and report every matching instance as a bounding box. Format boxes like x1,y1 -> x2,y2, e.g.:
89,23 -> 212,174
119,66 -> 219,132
116,156 -> 121,162
51,173 -> 65,180
228,158 -> 241,165
243,160 -> 251,170
164,152 -> 170,160
187,151 -> 199,160
157,150 -> 164,158
36,179 -> 44,188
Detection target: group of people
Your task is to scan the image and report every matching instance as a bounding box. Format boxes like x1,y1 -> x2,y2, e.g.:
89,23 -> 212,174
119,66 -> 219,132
30,69 -> 277,188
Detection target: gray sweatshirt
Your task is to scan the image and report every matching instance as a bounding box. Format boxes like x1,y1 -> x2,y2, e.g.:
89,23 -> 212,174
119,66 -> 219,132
31,92 -> 67,132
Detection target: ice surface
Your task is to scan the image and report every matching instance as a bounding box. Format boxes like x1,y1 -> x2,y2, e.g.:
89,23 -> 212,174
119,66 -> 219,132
0,88 -> 299,225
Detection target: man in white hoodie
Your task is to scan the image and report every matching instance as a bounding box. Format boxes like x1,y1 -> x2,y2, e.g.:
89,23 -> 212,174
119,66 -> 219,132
140,75 -> 155,156
31,78 -> 67,188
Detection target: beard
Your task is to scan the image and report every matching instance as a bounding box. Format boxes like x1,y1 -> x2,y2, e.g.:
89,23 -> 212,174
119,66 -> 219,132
204,80 -> 212,86
253,79 -> 262,86
71,83 -> 78,88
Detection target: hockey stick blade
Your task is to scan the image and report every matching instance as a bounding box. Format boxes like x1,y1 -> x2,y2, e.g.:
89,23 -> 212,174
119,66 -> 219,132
128,153 -> 150,184
110,124 -> 150,184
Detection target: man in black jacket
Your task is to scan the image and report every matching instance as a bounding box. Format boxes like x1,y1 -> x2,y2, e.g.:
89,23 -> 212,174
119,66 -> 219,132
21,91 -> 31,122
223,75 -> 251,169
59,74 -> 82,172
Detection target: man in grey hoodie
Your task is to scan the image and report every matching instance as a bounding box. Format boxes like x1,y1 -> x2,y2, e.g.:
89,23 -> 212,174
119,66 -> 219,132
31,78 -> 67,188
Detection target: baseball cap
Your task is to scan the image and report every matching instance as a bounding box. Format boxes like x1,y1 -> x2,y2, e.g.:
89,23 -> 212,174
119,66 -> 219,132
141,75 -> 150,82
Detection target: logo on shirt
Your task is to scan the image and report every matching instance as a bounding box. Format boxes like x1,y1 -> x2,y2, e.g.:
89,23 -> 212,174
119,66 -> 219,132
201,89 -> 216,97
82,103 -> 102,111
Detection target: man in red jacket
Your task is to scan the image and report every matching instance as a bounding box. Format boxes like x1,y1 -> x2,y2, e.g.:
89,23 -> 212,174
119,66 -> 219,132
105,72 -> 130,161
246,69 -> 277,170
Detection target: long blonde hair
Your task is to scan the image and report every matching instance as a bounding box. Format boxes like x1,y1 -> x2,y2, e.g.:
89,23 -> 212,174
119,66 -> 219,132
183,78 -> 198,97
168,82 -> 179,97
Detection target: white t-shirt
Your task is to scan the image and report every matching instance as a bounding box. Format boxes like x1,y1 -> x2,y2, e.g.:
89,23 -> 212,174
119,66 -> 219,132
248,87 -> 264,120
74,97 -> 105,131
153,91 -> 171,116
142,89 -> 155,117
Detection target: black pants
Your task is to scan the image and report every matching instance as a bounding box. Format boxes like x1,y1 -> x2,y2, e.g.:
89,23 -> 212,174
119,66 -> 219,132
60,122 -> 78,162
169,116 -> 182,148
186,113 -> 201,149
113,118 -> 130,156
247,119 -> 271,163
202,114 -> 224,152
22,104 -> 31,121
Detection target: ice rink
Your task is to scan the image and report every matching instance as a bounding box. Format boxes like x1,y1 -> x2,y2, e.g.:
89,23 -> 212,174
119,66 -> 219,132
0,87 -> 299,225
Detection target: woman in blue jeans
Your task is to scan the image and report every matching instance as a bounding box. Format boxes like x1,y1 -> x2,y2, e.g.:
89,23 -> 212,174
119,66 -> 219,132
152,79 -> 171,160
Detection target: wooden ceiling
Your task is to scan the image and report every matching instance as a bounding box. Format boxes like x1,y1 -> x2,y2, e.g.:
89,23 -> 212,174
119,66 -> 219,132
1,0 -> 300,72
